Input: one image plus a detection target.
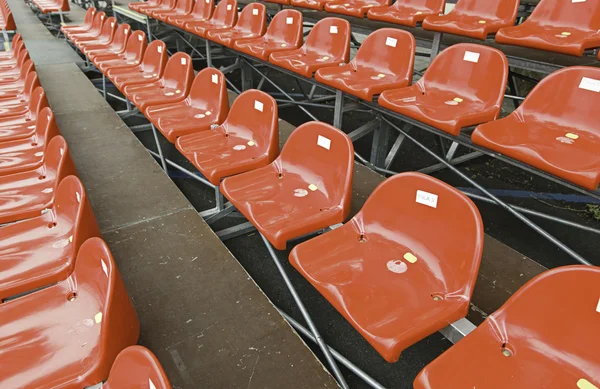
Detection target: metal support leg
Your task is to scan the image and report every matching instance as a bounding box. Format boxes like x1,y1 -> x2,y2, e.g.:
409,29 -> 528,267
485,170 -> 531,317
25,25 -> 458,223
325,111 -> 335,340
241,59 -> 253,91
151,124 -> 168,171
216,222 -> 257,241
430,32 -> 443,60
333,90 -> 343,129
384,132 -> 407,169
102,74 -> 107,99
445,141 -> 459,161
370,119 -> 392,167
205,40 -> 212,68
260,234 -> 350,389
508,71 -> 520,109
145,16 -> 153,42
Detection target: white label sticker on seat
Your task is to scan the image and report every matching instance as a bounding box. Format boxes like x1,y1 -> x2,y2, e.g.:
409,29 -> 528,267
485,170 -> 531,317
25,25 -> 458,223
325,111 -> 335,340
596,297 -> 600,313
317,135 -> 331,150
572,0 -> 586,3
416,190 -> 438,208
286,17 -> 293,24
124,29 -> 129,34
138,34 -> 143,41
149,378 -> 157,389
181,57 -> 187,65
212,73 -> 218,84
463,51 -> 480,63
252,8 -> 258,15
227,4 -> 232,10
254,100 -> 263,112
111,22 -> 115,27
578,378 -> 598,389
158,45 -> 163,53
385,37 -> 397,47
579,77 -> 600,92
330,25 -> 338,34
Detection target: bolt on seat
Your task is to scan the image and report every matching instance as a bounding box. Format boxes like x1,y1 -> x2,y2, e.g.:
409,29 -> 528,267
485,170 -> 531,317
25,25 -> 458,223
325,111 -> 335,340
269,17 -> 351,78
83,23 -> 131,59
153,0 -> 193,21
0,86 -> 49,142
94,31 -> 149,75
0,237 -> 140,389
220,121 -> 354,250
146,68 -> 229,143
123,52 -> 194,112
0,136 -> 76,225
414,265 -> 600,389
495,0 -> 600,56
166,0 -> 213,29
324,0 -> 391,19
472,66 -> 600,191
233,9 -> 303,61
422,0 -> 520,40
206,2 -> 267,48
378,43 -> 508,136
103,346 -> 171,389
105,40 -> 166,92
290,172 -> 484,362
184,0 -> 237,38
315,28 -> 415,101
176,89 -> 279,186
367,0 -> 445,27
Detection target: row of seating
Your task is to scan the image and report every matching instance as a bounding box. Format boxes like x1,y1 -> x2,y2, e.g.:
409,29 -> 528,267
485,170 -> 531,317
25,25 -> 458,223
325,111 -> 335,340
28,0 -> 70,17
0,0 -> 14,33
0,32 -> 171,388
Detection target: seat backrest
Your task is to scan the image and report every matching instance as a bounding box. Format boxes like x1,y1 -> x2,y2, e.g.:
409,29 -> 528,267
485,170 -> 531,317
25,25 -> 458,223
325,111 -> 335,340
124,30 -> 147,61
223,89 -> 278,161
191,0 -> 213,19
103,346 -> 171,389
141,40 -> 167,74
173,0 -> 193,13
420,43 -> 507,113
159,0 -> 177,10
304,17 -> 351,61
15,47 -> 30,68
394,0 -> 445,13
89,11 -> 107,35
28,86 -> 49,119
210,0 -> 237,25
449,0 -> 519,21
10,32 -> 21,47
355,172 -> 483,296
3,10 -> 15,31
263,9 -> 303,46
187,68 -> 229,123
161,52 -> 194,91
111,23 -> 131,51
32,107 -> 60,147
82,7 -> 96,28
22,71 -> 41,100
234,3 -> 266,35
42,135 -> 78,191
524,0 -> 600,29
16,59 -> 35,83
99,16 -> 118,41
514,66 -> 600,138
278,121 -> 354,216
352,28 -> 415,84
9,39 -> 24,57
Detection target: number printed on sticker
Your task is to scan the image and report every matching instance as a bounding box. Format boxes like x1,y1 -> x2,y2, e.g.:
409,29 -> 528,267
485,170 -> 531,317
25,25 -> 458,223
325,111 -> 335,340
416,190 -> 438,208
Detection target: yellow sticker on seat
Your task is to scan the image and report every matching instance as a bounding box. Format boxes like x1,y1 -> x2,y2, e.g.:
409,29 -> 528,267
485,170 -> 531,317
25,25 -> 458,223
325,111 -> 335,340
308,184 -> 318,191
404,252 -> 417,263
478,20 -> 486,24
247,140 -> 255,146
577,378 -> 598,389
95,312 -> 103,324
566,133 -> 579,139
453,97 -> 463,103
562,31 -> 571,36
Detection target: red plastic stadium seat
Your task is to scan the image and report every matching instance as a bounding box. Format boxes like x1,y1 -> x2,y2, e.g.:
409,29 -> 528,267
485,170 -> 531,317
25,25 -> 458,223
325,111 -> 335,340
289,0 -> 330,11
0,59 -> 34,86
146,68 -> 229,143
414,265 -> 600,389
94,30 -> 148,74
378,43 -> 508,136
367,0 -> 445,27
0,34 -> 22,61
422,0 -> 519,40
290,172 -> 483,362
206,3 -> 266,48
184,0 -> 237,38
0,136 -> 76,225
0,50 -> 30,76
233,10 -> 303,61
60,7 -> 95,36
0,107 -> 59,176
124,52 -> 194,111
0,73 -> 41,117
472,66 -> 600,191
106,40 -> 167,91
220,121 -> 354,250
264,0 -> 289,5
495,0 -> 600,56
325,0 -> 391,19
176,89 -> 278,185
153,0 -> 193,21
167,0 -> 213,29
146,0 -> 177,18
0,9 -> 15,31
0,175 -> 100,301
0,41 -> 26,67
67,12 -> 106,41
103,346 -> 171,389
83,23 -> 131,59
129,0 -> 159,12
269,17 -> 351,78
31,0 -> 69,14
315,29 -> 415,101
74,17 -> 117,48
0,86 -> 49,142
0,237 -> 140,389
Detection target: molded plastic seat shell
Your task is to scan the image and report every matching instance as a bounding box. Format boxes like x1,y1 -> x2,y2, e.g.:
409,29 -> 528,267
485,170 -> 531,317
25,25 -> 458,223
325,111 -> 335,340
206,3 -> 266,48
290,172 -> 483,362
60,7 -> 95,35
0,71 -> 40,110
69,13 -> 108,43
378,43 -> 508,136
367,0 -> 445,27
153,0 -> 193,21
146,68 -> 229,143
422,0 -> 520,40
0,86 -> 49,142
269,17 -> 351,78
264,0 -> 290,4
83,23 -> 131,59
74,17 -> 117,49
166,0 -> 213,29
176,89 -> 278,185
495,0 -> 600,56
0,34 -> 23,61
220,121 -> 354,250
413,265 -> 600,389
105,40 -> 166,92
31,0 -> 69,14
94,31 -> 149,75
146,0 -> 177,18
183,0 -> 237,38
103,346 -> 171,389
0,59 -> 34,87
315,28 -> 415,100
472,66 -> 600,191
324,0 -> 390,18
289,0 -> 331,11
233,10 -> 303,61
129,0 -> 160,12
0,237 -> 140,389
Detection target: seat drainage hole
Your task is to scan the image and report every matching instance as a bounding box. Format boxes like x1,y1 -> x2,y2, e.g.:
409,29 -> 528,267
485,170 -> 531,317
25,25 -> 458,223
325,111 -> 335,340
501,344 -> 513,357
358,234 -> 366,242
431,294 -> 444,301
48,222 -> 57,228
67,292 -> 77,301
38,175 -> 46,180
278,173 -> 283,179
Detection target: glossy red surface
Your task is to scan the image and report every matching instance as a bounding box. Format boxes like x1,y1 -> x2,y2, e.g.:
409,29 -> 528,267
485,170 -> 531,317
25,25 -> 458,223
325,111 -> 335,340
367,0 -> 445,27
206,3 -> 266,48
269,17 -> 351,78
264,0 -> 290,5
95,31 -> 149,75
146,0 -> 177,18
325,0 -> 391,18
0,44 -> 26,70
496,0 -> 600,56
0,237 -> 140,389
184,0 -> 237,38
153,0 -> 193,21
0,49 -> 30,77
378,43 -> 508,136
83,23 -> 131,59
60,7 -> 95,35
233,10 -> 303,61
0,71 -> 40,109
289,0 -> 332,11
0,86 -> 48,143
315,28 -> 415,101
177,89 -> 278,186
129,0 -> 160,12
32,0 -> 69,13
290,172 -> 483,362
414,265 -> 600,389
74,17 -> 117,49
220,121 -> 354,250
422,0 -> 519,40
0,34 -> 22,61
472,66 -> 600,191
0,59 -> 34,86
166,0 -> 213,29
104,346 -> 171,389
146,67 -> 229,143
69,13 -> 108,43
0,136 -> 77,225
124,52 -> 194,112
106,40 -> 166,92
0,66 -> 34,99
